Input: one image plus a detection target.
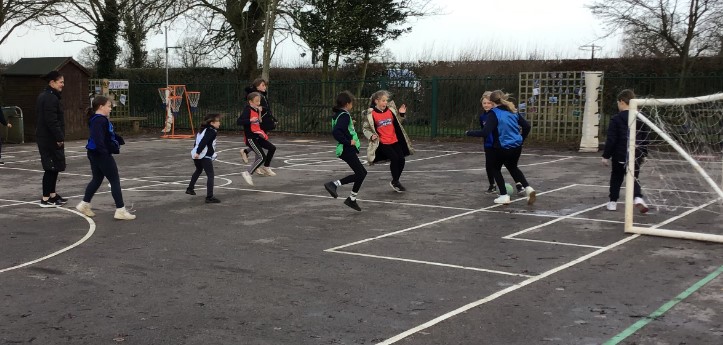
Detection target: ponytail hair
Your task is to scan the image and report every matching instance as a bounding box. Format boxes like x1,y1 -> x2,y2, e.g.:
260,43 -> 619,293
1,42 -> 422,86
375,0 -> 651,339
489,90 -> 517,113
86,96 -> 110,123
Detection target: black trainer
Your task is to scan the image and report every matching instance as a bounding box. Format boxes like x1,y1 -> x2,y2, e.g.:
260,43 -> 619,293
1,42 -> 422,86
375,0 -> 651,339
205,196 -> 221,203
50,194 -> 68,204
324,182 -> 338,198
344,197 -> 361,211
485,185 -> 497,194
516,183 -> 525,196
390,181 -> 406,192
39,198 -> 62,207
186,188 -> 196,195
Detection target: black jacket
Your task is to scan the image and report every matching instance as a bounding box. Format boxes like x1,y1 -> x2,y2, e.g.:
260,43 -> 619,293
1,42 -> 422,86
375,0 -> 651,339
244,86 -> 276,131
602,110 -> 649,162
35,87 -> 65,145
0,107 -> 7,126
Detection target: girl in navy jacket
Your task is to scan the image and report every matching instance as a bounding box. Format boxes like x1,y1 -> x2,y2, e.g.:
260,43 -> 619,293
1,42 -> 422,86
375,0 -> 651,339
75,96 -> 135,220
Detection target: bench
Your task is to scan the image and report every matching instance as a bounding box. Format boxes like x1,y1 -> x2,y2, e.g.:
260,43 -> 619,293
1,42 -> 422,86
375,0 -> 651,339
112,117 -> 148,132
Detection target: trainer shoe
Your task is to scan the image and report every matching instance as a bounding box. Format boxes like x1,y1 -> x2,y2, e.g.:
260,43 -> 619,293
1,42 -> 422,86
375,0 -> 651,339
205,196 -> 221,203
51,194 -> 68,204
264,167 -> 276,176
75,201 -> 95,217
634,197 -> 649,214
114,207 -> 136,220
324,182 -> 338,198
39,198 -> 62,208
344,197 -> 362,211
0,160 -> 4,165
255,167 -> 268,176
241,171 -> 254,186
186,188 -> 196,195
606,201 -> 617,211
516,183 -> 525,196
390,181 -> 406,192
485,185 -> 497,194
240,149 -> 249,163
525,186 -> 536,205
494,194 -> 511,204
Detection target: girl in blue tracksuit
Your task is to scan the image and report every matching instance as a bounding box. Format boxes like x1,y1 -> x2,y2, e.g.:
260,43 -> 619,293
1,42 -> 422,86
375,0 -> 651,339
480,90 -> 536,205
467,92 -> 525,195
187,113 -> 222,203
75,96 -> 135,220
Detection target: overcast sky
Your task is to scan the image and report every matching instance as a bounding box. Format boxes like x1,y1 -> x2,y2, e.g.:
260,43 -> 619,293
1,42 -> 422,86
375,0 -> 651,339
0,0 -> 619,66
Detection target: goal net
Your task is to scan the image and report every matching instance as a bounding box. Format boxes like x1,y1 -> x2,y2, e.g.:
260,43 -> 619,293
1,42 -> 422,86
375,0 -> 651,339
626,93 -> 723,243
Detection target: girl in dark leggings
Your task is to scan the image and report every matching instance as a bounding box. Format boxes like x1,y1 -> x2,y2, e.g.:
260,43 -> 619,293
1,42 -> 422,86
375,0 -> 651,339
480,90 -> 536,205
187,113 -> 222,203
75,96 -> 135,220
324,91 -> 367,211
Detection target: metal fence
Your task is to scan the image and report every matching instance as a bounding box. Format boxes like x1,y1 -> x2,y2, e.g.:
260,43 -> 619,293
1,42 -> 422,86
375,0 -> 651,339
125,73 -> 723,144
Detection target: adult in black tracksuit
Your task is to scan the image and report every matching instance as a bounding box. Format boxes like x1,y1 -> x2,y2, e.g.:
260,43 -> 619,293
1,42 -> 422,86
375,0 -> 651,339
0,107 -> 12,164
240,78 -> 277,163
601,89 -> 650,213
75,95 -> 135,220
324,91 -> 367,211
187,113 -> 222,203
35,71 -> 68,207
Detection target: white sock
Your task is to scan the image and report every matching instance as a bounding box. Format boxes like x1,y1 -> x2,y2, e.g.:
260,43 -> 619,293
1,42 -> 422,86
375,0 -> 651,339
333,180 -> 341,187
350,192 -> 358,201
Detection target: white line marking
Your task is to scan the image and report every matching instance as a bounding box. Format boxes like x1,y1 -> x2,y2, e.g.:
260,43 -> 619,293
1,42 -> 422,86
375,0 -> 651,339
503,203 -> 610,239
507,237 -> 604,249
0,200 -> 96,274
374,234 -> 641,345
327,250 -> 533,277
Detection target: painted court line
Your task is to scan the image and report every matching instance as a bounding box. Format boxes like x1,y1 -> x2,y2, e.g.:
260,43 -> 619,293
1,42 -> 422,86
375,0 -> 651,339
328,250 -> 533,277
603,265 -> 723,345
375,234 -> 641,345
506,237 -> 604,249
502,203 -> 610,239
0,199 -> 96,275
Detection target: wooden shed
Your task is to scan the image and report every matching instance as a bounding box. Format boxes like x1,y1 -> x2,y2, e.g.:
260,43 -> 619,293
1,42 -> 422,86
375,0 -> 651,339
1,57 -> 91,142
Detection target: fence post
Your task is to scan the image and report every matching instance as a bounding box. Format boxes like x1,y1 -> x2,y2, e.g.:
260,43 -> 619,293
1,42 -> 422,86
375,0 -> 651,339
431,77 -> 438,138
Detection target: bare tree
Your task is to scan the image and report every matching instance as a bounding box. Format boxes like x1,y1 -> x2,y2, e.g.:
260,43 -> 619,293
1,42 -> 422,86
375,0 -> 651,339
0,0 -> 61,45
121,0 -> 188,68
147,48 -> 166,68
261,0 -> 280,81
187,0 -> 267,80
76,45 -> 99,68
588,0 -> 723,94
177,36 -> 212,68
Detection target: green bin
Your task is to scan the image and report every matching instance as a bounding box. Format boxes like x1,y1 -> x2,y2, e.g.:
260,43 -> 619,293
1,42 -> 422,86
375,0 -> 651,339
1,106 -> 24,144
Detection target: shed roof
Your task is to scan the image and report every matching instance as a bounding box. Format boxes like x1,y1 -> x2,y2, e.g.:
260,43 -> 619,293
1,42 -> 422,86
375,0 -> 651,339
2,57 -> 90,77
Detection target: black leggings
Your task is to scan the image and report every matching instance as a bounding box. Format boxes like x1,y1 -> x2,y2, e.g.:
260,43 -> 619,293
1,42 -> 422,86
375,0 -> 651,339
609,159 -> 643,201
247,137 -> 276,173
339,147 -> 367,193
42,171 -> 59,197
83,153 -> 124,208
484,147 -> 495,186
377,142 -> 405,182
488,147 -> 529,195
189,158 -> 215,197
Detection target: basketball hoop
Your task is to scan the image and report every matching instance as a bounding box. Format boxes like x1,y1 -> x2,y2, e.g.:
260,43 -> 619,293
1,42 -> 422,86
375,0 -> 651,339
158,87 -> 169,106
169,96 -> 182,116
186,91 -> 201,111
169,84 -> 186,97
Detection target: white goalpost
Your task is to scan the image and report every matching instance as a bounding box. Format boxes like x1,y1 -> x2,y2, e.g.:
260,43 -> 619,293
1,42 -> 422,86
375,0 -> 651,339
626,93 -> 723,243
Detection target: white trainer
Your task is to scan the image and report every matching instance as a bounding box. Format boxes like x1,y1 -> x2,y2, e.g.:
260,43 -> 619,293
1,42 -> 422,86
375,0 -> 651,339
525,186 -> 536,205
634,197 -> 649,214
75,201 -> 95,217
114,207 -> 136,220
242,171 -> 254,185
606,201 -> 617,211
264,167 -> 276,176
240,149 -> 249,163
494,194 -> 511,204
